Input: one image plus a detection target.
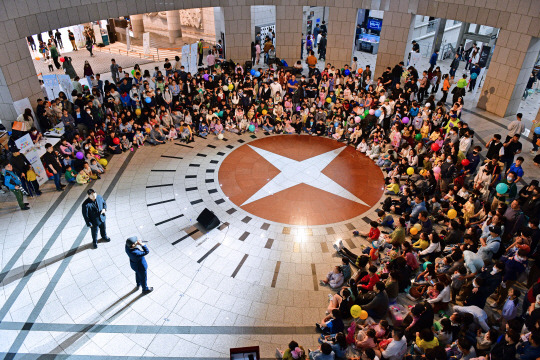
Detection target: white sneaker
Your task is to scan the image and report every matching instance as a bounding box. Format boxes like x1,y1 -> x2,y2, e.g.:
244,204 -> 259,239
333,241 -> 341,252
328,294 -> 334,302
275,348 -> 282,359
339,239 -> 344,250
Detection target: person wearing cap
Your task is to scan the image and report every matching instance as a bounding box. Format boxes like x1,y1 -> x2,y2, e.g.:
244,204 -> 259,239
125,236 -> 153,294
477,225 -> 502,262
81,189 -> 110,249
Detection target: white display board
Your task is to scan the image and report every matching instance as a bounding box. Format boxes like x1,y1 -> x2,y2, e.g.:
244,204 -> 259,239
181,44 -> 190,70
190,43 -> 198,74
143,32 -> 150,54
15,134 -> 48,185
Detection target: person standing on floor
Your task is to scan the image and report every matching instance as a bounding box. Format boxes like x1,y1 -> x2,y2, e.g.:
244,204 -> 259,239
55,30 -> 63,49
68,30 -> 77,51
82,189 -> 111,249
449,53 -> 459,78
85,37 -> 94,57
49,42 -> 61,69
110,58 -> 120,84
318,34 -> 327,61
125,236 -> 153,294
506,113 -> 525,143
42,143 -> 65,191
197,39 -> 204,66
3,164 -> 29,210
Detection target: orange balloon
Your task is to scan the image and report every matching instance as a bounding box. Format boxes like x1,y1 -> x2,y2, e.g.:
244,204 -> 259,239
410,227 -> 418,235
357,68 -> 363,74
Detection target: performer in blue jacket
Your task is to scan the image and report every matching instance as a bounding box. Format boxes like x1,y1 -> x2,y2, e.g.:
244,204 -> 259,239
125,236 -> 153,294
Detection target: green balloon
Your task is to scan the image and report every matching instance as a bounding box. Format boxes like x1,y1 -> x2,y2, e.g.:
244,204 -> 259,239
415,133 -> 422,141
364,109 -> 369,116
218,111 -> 223,117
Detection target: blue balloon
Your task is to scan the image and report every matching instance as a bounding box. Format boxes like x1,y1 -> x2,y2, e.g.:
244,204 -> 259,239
471,73 -> 478,80
250,69 -> 256,75
255,71 -> 261,77
248,124 -> 255,132
374,110 -> 382,117
145,97 -> 151,103
344,69 -> 351,76
496,183 -> 508,194
535,127 -> 540,135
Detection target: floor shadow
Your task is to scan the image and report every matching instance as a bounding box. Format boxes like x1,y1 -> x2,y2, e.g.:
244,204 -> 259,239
36,288 -> 143,359
0,239 -> 110,287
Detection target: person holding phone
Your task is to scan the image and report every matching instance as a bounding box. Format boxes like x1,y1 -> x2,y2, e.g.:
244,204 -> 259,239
125,236 -> 153,294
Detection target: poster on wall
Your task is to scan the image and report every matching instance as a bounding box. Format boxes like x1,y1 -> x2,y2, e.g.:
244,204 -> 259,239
126,27 -> 131,51
143,32 -> 150,54
181,44 -> 190,70
93,24 -> 103,44
190,43 -> 198,74
57,75 -> 74,101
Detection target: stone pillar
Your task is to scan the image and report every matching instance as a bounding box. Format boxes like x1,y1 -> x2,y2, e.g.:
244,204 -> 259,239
223,6 -> 251,62
478,31 -> 540,117
0,38 -> 43,125
432,19 -> 447,53
166,10 -> 182,44
275,5 -> 303,65
131,14 -> 144,39
325,6 -> 357,68
375,12 -> 415,78
455,22 -> 469,50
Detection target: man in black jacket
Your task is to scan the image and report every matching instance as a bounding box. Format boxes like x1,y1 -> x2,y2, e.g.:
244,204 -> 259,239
82,189 -> 111,249
42,143 -> 65,191
9,149 -> 32,195
391,62 -> 404,87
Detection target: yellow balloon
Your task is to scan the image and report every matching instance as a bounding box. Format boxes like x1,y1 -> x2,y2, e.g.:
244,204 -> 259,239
228,84 -> 234,90
135,108 -> 141,116
262,110 -> 267,115
413,223 -> 422,231
410,227 -> 418,235
98,158 -> 108,167
350,305 -> 362,318
448,209 -> 457,219
326,98 -> 332,103
407,167 -> 414,175
359,310 -> 368,320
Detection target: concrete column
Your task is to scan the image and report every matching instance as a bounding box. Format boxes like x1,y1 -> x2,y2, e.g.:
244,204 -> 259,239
478,31 -> 540,117
325,6 -> 357,68
166,10 -> 182,44
131,14 -> 145,39
223,6 -> 251,62
376,12 -> 415,78
455,22 -> 469,50
0,38 -> 43,124
431,18 -> 447,53
275,5 -> 303,65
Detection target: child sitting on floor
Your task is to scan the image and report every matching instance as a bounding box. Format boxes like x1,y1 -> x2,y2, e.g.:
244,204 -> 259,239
133,129 -> 145,148
65,166 -> 77,183
89,159 -> 105,176
76,169 -> 90,184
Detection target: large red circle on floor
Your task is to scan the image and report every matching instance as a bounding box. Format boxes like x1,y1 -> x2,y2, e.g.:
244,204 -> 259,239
218,135 -> 385,226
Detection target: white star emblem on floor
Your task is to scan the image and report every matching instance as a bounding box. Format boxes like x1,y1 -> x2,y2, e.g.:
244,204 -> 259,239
241,145 -> 369,206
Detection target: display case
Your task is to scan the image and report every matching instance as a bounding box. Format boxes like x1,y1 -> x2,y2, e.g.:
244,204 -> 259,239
357,34 -> 380,54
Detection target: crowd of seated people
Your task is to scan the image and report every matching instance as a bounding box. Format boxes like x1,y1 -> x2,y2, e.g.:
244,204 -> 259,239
1,41 -> 539,360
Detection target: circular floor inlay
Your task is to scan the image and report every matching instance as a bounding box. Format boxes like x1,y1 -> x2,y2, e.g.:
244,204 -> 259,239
218,135 -> 384,225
